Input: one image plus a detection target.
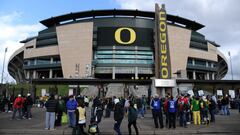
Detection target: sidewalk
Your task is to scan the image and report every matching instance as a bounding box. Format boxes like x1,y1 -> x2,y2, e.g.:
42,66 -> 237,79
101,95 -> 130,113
0,108 -> 239,135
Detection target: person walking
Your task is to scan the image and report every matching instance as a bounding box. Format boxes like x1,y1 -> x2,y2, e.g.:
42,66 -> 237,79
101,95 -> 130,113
191,96 -> 201,125
168,96 -> 177,129
128,101 -> 139,135
151,94 -> 164,129
45,94 -> 58,130
66,95 -> 78,128
25,93 -> 33,119
113,98 -> 124,135
136,96 -> 144,118
11,94 -> 23,120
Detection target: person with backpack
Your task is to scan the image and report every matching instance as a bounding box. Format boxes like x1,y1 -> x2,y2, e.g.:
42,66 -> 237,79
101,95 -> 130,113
191,96 -> 201,125
151,94 -> 164,129
128,101 -> 139,135
66,95 -> 78,128
113,98 -> 124,135
168,96 -> 177,129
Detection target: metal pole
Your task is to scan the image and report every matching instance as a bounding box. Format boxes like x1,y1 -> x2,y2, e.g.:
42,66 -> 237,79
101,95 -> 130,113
1,48 -> 7,84
229,51 -> 233,80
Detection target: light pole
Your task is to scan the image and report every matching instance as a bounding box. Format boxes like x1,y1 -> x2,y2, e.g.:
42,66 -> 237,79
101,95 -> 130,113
228,51 -> 233,80
1,47 -> 7,84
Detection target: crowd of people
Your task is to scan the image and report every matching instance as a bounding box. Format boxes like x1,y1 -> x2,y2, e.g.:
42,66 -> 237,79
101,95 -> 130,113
0,94 -> 33,120
0,92 -> 239,135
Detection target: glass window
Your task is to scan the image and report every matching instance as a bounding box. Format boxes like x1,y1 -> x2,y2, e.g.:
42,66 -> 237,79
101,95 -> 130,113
187,58 -> 193,65
29,60 -> 35,65
195,60 -> 206,67
37,58 -> 50,65
97,59 -> 153,64
53,57 -> 61,64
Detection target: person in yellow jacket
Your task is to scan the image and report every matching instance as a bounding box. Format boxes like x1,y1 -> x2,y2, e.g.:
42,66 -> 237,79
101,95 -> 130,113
75,99 -> 87,135
191,96 -> 201,125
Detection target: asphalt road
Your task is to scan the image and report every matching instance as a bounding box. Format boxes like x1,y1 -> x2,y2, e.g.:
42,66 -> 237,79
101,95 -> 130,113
0,107 -> 240,135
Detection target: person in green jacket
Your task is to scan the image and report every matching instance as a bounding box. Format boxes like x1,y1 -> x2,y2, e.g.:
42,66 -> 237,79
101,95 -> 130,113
128,101 -> 139,135
55,96 -> 66,126
191,97 -> 201,125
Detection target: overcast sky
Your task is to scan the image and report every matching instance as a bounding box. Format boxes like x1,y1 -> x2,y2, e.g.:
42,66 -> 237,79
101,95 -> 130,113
0,0 -> 239,83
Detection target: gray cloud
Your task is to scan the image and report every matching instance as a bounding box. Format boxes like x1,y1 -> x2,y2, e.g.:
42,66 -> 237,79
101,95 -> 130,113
115,0 -> 240,79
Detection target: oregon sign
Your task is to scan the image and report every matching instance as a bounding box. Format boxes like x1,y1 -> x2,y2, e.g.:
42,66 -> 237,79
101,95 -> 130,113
114,27 -> 136,45
97,27 -> 153,47
155,4 -> 172,79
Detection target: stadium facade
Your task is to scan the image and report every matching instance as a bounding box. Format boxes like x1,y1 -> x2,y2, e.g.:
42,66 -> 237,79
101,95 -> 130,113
7,9 -> 228,96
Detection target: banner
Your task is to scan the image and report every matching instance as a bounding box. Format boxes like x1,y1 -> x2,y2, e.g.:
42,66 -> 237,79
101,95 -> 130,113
198,90 -> 204,96
41,89 -> 46,97
97,27 -> 153,46
229,90 -> 235,98
158,4 -> 172,79
187,90 -> 194,96
217,90 -> 223,96
69,89 -> 73,96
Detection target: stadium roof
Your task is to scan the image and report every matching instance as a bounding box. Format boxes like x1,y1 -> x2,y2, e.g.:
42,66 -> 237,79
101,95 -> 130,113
40,9 -> 204,31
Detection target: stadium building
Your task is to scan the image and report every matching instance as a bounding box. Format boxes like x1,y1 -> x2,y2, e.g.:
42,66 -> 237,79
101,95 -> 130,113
7,9 -> 228,97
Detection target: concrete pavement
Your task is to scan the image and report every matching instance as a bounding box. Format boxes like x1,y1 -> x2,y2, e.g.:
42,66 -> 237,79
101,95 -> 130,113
0,107 -> 239,135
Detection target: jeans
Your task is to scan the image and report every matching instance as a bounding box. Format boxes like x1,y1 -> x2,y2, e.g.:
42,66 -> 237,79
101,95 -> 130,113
168,112 -> 176,128
114,120 -> 122,135
226,105 -> 230,115
179,111 -> 187,127
239,103 -> 240,113
128,120 -> 139,135
68,111 -> 76,127
221,105 -> 227,115
75,124 -> 87,135
209,109 -> 215,122
152,110 -> 164,128
26,105 -> 32,118
138,107 -> 144,117
12,108 -> 22,119
45,112 -> 55,129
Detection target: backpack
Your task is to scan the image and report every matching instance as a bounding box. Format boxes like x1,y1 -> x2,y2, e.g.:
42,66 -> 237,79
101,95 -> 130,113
168,100 -> 176,113
153,100 -> 160,110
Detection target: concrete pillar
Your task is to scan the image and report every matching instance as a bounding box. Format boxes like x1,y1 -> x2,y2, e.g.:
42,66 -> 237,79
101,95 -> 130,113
50,57 -> 53,64
26,71 -> 30,79
212,73 -> 215,80
193,71 -> 196,80
112,67 -> 115,79
207,72 -> 210,80
135,67 -> 138,79
49,69 -> 53,78
192,59 -> 195,65
160,87 -> 166,98
33,70 -> 36,79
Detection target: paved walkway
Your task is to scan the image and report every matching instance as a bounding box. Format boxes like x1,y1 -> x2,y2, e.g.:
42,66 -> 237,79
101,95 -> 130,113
0,107 -> 240,135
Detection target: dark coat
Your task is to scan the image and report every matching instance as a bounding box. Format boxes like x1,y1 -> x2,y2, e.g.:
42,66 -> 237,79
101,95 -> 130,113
128,107 -> 137,122
45,98 -> 58,112
114,102 -> 124,121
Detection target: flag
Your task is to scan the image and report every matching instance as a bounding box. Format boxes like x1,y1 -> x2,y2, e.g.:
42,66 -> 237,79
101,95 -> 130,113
5,47 -> 7,52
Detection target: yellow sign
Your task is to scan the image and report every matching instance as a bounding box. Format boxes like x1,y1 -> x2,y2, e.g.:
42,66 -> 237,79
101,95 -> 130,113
114,27 -> 136,45
159,4 -> 171,79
